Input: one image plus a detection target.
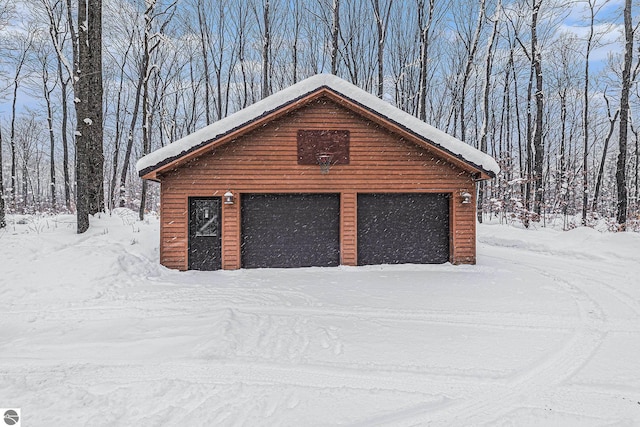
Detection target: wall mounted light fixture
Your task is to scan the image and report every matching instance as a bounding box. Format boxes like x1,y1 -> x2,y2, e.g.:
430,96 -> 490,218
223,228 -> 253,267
460,191 -> 472,204
224,191 -> 235,205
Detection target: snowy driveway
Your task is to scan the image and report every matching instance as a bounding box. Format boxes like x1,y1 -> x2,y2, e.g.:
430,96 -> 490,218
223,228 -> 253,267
1,213 -> 639,425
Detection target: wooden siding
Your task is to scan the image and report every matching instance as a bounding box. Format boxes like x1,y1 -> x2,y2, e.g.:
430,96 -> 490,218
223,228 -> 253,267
340,192 -> 357,266
158,97 -> 477,270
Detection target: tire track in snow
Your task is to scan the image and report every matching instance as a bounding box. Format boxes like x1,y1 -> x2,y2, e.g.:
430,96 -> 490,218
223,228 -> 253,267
5,302 -> 600,334
1,360 -> 489,399
380,250 -> 614,426
543,259 -> 640,319
1,309 -> 556,381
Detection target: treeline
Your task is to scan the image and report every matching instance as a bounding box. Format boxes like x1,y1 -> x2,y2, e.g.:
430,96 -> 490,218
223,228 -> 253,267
0,0 -> 638,231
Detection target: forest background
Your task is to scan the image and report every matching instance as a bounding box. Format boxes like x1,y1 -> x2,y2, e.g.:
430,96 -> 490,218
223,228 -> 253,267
0,0 -> 638,232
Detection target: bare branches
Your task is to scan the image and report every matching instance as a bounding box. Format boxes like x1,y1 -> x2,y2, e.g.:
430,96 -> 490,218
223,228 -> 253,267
0,0 -> 639,228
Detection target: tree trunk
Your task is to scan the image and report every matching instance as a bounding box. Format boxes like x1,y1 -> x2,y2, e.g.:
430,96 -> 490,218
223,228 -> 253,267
87,0 -> 104,215
138,0 -> 176,219
524,61 -> 534,227
291,0 -> 300,84
138,1 -> 154,221
43,65 -> 57,209
66,0 -> 79,213
616,0 -> 632,229
633,124 -> 639,214
59,66 -> 72,211
75,0 -> 89,232
372,0 -> 392,98
558,89 -> 568,223
119,63 -> 144,208
75,0 -> 104,232
109,37 -> 133,210
45,0 -> 73,211
237,4 -> 249,109
417,0 -> 434,121
510,47 -> 525,208
592,94 -> 619,212
197,0 -> 211,125
10,62 -> 23,207
531,0 -> 544,218
477,1 -> 499,223
459,0 -> 486,143
582,0 -> 595,225
331,0 -> 340,75
261,0 -> 270,99
0,124 -> 5,228
138,55 -> 151,220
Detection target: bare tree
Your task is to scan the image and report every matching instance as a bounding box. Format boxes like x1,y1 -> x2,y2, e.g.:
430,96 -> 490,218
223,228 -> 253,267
416,0 -> 435,121
0,123 -> 5,227
8,30 -> 34,207
195,0 -> 212,125
592,91 -> 619,212
74,0 -> 104,232
263,0 -> 271,97
580,0 -> 611,224
547,32 -> 581,227
108,24 -> 135,210
40,50 -> 58,208
297,1 -> 329,75
503,0 -> 548,222
477,0 -> 501,222
0,1 -> 15,227
290,0 -> 301,83
3,0 -> 640,226
119,32 -> 144,208
14,115 -> 48,208
530,0 -> 544,218
226,0 -> 253,109
371,0 -> 393,98
456,0 -> 486,143
632,122 -> 639,213
581,0 -> 594,224
40,0 -> 73,210
331,0 -> 340,74
139,0 -> 178,220
616,0 -> 633,229
209,0 -> 236,119
339,0 -> 375,88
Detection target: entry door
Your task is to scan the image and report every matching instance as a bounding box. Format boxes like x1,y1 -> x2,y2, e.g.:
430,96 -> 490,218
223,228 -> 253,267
188,197 -> 222,270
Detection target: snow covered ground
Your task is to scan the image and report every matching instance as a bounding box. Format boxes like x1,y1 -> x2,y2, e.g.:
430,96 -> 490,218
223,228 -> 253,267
1,209 -> 639,426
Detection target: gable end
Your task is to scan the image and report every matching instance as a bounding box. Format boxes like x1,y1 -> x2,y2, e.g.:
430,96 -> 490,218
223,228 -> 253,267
138,75 -> 499,180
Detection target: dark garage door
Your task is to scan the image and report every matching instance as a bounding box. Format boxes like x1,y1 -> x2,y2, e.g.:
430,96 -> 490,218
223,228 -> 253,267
241,194 -> 340,268
357,193 -> 450,265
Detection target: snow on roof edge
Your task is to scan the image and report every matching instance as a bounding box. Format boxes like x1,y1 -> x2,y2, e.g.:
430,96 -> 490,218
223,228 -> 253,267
136,74 -> 500,177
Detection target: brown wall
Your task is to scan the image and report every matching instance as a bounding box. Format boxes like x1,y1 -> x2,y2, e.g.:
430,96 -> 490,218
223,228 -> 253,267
158,97 -> 477,270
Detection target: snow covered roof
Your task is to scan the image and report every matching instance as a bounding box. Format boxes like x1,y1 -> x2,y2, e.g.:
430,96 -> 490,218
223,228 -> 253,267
137,74 -> 500,179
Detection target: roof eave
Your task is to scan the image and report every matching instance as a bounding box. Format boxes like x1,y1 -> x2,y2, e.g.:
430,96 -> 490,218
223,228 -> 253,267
138,87 -> 331,179
318,89 -> 497,180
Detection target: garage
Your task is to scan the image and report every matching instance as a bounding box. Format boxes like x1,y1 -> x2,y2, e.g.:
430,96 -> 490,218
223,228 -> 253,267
357,193 -> 450,265
241,194 -> 340,268
139,74 -> 499,270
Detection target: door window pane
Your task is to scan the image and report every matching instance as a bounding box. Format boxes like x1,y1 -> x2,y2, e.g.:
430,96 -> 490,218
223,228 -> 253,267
195,200 -> 218,237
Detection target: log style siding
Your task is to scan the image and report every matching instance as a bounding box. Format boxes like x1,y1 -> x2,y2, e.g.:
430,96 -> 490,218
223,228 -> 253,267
340,192 -> 358,266
158,96 -> 477,270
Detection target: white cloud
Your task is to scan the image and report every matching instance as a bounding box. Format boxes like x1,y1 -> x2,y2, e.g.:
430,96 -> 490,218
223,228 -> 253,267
558,22 -> 624,62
